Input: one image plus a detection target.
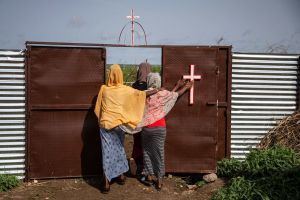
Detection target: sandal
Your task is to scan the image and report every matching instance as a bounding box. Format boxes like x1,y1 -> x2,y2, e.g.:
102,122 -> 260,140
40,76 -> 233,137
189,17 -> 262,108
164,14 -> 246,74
140,175 -> 153,186
116,174 -> 126,185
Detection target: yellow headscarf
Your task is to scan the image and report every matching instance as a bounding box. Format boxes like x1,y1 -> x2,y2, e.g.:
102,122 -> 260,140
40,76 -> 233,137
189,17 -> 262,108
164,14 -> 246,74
107,64 -> 124,86
94,64 -> 146,130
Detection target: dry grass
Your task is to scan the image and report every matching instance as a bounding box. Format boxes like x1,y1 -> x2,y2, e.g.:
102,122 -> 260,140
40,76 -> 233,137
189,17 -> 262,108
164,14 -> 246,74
258,110 -> 300,153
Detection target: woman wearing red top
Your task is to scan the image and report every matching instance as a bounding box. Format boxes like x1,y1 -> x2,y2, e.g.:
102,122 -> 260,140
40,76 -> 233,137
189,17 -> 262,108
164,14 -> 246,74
141,73 -> 192,190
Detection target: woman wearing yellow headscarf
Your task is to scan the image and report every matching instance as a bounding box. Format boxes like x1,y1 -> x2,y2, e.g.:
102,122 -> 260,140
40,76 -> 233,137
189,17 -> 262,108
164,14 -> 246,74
94,64 -> 157,193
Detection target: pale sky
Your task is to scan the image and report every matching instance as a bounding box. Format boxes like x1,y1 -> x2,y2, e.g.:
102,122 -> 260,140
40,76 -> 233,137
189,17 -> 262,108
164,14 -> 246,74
0,0 -> 299,64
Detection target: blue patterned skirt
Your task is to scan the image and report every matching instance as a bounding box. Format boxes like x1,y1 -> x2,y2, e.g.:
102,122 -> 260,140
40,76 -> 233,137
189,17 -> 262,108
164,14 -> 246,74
100,127 -> 129,181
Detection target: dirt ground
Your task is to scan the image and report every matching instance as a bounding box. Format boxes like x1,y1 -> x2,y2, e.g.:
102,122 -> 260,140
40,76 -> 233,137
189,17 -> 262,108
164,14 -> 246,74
0,135 -> 225,200
0,177 -> 225,200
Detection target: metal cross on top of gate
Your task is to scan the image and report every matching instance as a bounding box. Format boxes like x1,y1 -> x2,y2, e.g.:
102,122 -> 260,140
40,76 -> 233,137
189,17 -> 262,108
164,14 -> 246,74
118,9 -> 148,46
183,64 -> 202,104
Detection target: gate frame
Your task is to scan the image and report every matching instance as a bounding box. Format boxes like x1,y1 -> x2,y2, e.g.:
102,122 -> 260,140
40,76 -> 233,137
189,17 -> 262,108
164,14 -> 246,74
25,41 -> 232,180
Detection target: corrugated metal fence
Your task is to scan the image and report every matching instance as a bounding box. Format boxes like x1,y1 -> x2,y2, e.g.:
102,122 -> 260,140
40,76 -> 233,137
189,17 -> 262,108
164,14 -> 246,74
0,49 -> 298,178
231,52 -> 299,159
0,50 -> 25,179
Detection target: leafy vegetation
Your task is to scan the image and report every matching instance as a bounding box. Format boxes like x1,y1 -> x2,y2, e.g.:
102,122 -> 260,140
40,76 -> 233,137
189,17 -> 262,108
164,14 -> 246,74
195,180 -> 206,187
212,146 -> 300,200
106,64 -> 161,85
217,158 -> 245,178
0,174 -> 20,192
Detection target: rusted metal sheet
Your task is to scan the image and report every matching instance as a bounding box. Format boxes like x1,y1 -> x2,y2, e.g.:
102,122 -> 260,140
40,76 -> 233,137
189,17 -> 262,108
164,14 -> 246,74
26,46 -> 105,179
162,46 -> 231,173
29,110 -> 100,178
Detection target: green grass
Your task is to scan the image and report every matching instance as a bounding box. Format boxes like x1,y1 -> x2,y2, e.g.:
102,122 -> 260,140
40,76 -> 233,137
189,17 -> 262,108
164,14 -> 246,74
106,64 -> 161,85
0,174 -> 20,192
195,180 -> 206,187
212,146 -> 300,200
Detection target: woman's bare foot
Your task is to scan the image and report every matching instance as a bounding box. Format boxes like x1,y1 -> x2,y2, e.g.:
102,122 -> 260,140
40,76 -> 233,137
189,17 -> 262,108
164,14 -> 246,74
101,175 -> 110,194
156,177 -> 163,191
116,174 -> 126,185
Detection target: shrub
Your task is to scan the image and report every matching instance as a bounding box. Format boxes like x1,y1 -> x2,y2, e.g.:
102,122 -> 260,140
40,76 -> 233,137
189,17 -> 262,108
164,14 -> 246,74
217,158 -> 245,178
245,145 -> 300,178
213,167 -> 300,200
211,177 -> 267,200
213,146 -> 300,200
217,145 -> 300,178
255,166 -> 300,200
0,174 -> 20,192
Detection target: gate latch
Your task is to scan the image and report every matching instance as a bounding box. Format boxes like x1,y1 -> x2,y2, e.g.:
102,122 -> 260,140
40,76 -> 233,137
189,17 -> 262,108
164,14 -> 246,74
207,102 -> 227,107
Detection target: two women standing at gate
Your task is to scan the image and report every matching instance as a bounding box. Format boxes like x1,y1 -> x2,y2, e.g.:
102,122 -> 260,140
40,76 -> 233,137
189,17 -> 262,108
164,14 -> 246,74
94,64 -> 159,193
94,64 -> 193,192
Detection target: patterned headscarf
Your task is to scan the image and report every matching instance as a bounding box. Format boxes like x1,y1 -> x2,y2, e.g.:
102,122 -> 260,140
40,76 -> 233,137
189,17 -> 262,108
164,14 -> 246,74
147,72 -> 161,89
137,62 -> 151,82
107,64 -> 124,86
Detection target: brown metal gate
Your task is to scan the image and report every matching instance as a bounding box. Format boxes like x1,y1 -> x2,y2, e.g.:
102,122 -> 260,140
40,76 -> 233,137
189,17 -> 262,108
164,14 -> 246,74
162,46 -> 231,173
26,46 -> 106,179
25,42 -> 231,178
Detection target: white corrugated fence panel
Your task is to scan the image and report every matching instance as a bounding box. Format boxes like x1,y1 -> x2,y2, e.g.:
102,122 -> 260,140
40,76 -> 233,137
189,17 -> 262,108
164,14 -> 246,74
0,49 -> 25,179
231,52 -> 299,160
